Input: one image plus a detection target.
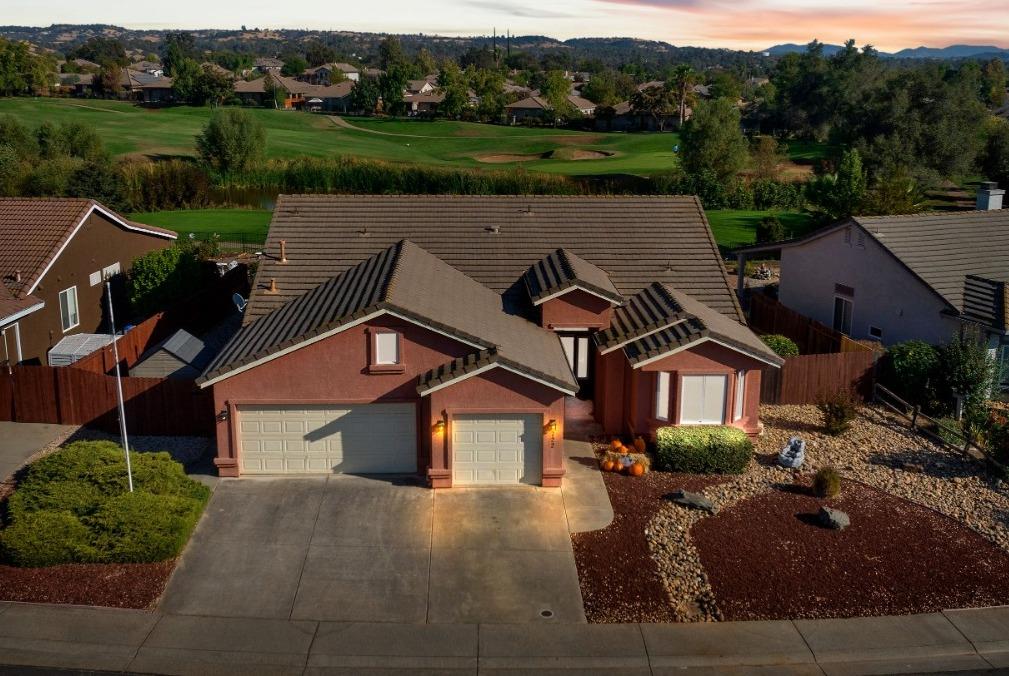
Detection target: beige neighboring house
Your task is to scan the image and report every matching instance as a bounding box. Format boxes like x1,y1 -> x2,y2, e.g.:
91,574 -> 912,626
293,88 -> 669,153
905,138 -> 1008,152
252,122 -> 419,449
234,77 -> 269,106
405,79 -> 436,96
505,94 -> 597,123
735,184 -> 1009,383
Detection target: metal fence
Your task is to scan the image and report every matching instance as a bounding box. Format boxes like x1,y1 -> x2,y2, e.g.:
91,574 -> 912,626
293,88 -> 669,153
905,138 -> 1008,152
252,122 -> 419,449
186,232 -> 264,255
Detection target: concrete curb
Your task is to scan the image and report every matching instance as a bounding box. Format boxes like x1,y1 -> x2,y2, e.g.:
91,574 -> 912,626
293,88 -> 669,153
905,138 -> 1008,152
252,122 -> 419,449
0,602 -> 1007,674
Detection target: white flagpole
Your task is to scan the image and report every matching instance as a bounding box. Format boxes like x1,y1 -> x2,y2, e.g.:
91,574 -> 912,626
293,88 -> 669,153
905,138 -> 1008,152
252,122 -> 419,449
105,280 -> 134,492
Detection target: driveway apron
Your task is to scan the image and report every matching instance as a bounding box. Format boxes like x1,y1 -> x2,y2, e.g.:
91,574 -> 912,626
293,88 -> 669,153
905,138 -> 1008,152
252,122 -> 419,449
159,476 -> 585,624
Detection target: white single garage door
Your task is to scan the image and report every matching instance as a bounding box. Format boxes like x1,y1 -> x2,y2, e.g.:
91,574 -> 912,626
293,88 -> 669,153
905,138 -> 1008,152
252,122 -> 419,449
239,403 -> 417,475
452,414 -> 542,486
679,375 -> 728,425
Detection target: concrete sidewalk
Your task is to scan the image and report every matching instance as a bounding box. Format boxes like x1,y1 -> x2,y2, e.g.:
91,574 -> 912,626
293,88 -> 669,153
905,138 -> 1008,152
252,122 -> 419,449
1,601 -> 1006,675
0,421 -> 75,484
561,439 -> 614,533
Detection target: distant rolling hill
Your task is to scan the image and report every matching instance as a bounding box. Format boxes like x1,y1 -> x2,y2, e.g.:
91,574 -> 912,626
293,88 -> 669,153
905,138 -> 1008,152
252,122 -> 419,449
767,42 -> 1008,60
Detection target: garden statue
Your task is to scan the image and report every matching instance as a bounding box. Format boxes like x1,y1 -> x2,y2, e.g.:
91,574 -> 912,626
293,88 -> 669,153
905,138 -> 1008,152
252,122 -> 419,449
778,436 -> 806,468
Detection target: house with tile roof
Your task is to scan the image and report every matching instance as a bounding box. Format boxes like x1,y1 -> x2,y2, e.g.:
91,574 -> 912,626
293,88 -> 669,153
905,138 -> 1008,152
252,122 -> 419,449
198,195 -> 780,486
734,184 -> 1009,379
0,199 -> 176,365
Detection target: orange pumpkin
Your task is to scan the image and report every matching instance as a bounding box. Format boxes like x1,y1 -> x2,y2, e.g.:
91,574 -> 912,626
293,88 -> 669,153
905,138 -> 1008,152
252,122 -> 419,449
633,437 -> 646,454
610,439 -> 624,451
601,459 -> 615,472
630,462 -> 645,477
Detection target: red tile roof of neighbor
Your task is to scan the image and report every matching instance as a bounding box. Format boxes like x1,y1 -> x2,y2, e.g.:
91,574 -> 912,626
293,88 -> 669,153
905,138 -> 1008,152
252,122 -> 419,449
0,198 -> 176,311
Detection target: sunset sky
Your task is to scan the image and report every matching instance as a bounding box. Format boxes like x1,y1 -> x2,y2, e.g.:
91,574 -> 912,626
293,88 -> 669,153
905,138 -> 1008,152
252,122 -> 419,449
6,0 -> 1009,52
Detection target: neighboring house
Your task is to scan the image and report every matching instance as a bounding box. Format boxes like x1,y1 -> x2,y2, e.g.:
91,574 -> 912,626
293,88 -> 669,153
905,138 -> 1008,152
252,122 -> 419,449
594,100 -> 683,132
254,57 -> 284,73
301,62 -> 359,85
234,77 -> 268,106
405,79 -> 436,96
236,75 -> 353,111
0,199 -> 176,365
403,91 -> 445,116
198,196 -> 780,485
735,184 -> 1009,373
131,61 -> 164,77
505,94 -> 597,123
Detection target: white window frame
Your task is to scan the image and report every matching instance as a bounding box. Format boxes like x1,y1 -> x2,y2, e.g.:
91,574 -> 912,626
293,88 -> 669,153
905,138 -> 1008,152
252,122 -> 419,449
868,325 -> 883,340
679,374 -> 728,425
832,295 -> 853,335
59,286 -> 79,333
733,370 -> 746,421
374,331 -> 400,365
654,372 -> 671,421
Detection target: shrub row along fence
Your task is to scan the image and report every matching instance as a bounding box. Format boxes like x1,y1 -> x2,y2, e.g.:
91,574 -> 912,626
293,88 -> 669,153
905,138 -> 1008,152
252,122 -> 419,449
748,293 -> 872,355
761,350 -> 879,405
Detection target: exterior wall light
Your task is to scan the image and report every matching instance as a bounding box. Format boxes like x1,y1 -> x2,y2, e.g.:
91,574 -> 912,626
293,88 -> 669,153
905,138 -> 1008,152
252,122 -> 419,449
216,409 -> 229,422
546,419 -> 558,447
433,419 -> 446,434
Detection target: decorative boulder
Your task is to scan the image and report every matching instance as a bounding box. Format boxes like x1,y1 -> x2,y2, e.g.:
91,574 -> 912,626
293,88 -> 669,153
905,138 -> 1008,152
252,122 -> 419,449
818,506 -> 850,530
669,489 -> 716,514
778,436 -> 806,469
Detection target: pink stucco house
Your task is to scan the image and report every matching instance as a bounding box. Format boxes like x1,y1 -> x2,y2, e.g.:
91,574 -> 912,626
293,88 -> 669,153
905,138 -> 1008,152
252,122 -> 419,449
198,195 -> 781,487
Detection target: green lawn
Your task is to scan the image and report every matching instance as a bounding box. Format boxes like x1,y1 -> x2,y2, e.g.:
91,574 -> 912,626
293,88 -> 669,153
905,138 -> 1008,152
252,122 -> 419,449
131,208 -> 272,241
130,206 -> 816,252
0,99 -> 681,176
705,210 -> 817,251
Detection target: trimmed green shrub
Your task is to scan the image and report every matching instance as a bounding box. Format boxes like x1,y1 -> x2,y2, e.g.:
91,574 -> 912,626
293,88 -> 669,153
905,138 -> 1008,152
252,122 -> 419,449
817,388 -> 859,436
0,441 -> 210,568
880,340 -> 939,407
761,334 -> 799,358
655,426 -> 753,474
755,215 -> 786,244
0,511 -> 99,567
813,466 -> 841,498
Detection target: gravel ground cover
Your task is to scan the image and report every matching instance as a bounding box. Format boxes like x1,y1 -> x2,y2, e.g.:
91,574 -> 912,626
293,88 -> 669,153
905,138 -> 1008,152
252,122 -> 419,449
571,468 -> 726,623
693,479 -> 1009,620
0,561 -> 174,608
579,404 -> 1009,623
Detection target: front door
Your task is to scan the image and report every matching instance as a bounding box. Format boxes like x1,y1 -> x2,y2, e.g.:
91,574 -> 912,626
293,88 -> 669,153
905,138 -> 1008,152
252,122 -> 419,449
558,332 -> 593,399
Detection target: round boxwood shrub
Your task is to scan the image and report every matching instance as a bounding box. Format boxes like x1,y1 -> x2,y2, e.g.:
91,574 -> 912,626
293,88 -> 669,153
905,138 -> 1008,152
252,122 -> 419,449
761,334 -> 799,358
880,340 -> 939,406
813,466 -> 841,498
655,426 -> 753,474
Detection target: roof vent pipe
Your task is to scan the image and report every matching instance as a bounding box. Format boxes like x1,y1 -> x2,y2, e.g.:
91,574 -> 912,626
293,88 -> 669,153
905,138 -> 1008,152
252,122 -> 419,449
14,270 -> 21,284
977,182 -> 1005,211
269,278 -> 277,293
279,239 -> 288,263
486,224 -> 500,234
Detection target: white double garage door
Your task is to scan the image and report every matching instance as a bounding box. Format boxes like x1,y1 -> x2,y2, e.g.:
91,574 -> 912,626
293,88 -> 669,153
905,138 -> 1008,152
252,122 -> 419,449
239,404 -> 542,485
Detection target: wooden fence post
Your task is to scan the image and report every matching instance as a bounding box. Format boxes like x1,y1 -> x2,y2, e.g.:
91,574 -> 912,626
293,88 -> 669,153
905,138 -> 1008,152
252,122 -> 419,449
910,405 -> 919,430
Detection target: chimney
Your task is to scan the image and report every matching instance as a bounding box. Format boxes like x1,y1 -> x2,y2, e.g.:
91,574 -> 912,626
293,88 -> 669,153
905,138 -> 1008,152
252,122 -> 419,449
279,239 -> 288,263
977,182 -> 1005,211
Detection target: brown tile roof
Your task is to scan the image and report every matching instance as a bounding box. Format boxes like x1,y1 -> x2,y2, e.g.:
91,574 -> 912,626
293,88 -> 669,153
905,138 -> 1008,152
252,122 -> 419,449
248,195 -> 743,328
524,248 -> 623,305
201,240 -> 576,392
0,198 -> 176,301
234,77 -> 266,93
0,289 -> 44,325
606,283 -> 781,366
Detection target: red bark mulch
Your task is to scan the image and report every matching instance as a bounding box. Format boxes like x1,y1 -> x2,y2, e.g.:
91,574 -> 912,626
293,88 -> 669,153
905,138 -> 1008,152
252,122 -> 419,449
0,561 -> 175,609
692,480 -> 1009,621
571,468 -> 726,623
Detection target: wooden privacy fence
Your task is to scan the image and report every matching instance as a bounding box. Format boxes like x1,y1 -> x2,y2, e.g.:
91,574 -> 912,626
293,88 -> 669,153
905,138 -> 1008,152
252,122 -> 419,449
749,293 -> 871,355
0,365 -> 214,436
761,350 -> 879,405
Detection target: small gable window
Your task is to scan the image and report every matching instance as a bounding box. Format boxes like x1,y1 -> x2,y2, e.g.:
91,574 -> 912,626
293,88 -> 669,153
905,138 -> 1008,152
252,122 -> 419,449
374,331 -> 400,365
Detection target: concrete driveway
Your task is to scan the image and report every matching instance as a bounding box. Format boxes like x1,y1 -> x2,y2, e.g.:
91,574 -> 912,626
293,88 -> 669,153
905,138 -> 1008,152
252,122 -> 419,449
0,421 -> 75,483
160,476 -> 585,624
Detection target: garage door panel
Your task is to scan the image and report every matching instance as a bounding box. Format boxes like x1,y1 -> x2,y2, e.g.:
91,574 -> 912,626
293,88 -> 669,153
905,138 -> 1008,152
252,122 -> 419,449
452,414 -> 542,486
239,403 -> 417,475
